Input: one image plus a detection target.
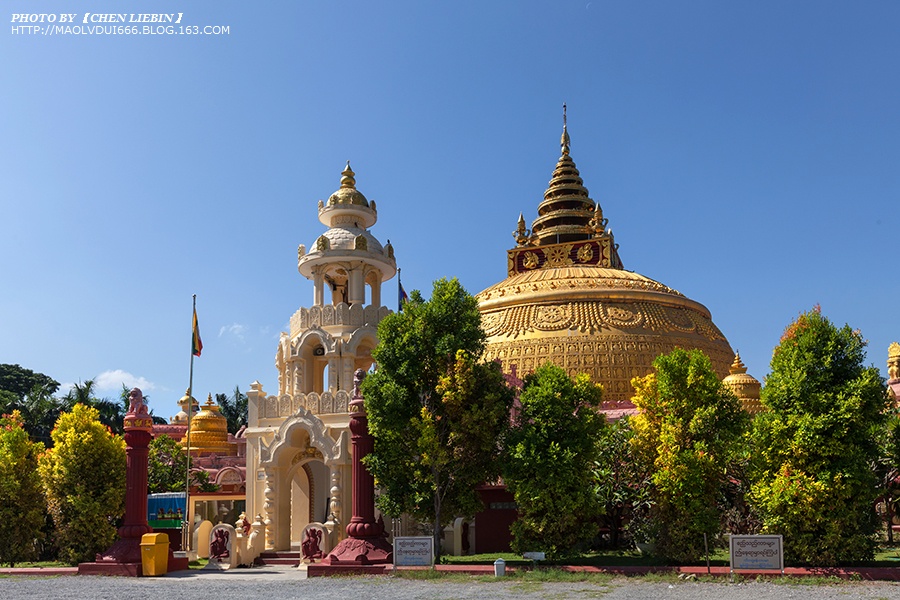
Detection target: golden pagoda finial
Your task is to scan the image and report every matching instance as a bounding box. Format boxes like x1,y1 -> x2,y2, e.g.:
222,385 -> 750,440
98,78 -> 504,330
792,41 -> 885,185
730,351 -> 748,375
340,161 -> 356,189
514,212 -> 531,246
561,103 -> 570,156
888,342 -> 900,380
589,203 -> 607,236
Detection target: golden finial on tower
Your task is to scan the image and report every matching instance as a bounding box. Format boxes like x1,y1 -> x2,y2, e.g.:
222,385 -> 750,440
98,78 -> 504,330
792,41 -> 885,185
729,351 -> 748,375
561,103 -> 570,156
340,161 -> 356,189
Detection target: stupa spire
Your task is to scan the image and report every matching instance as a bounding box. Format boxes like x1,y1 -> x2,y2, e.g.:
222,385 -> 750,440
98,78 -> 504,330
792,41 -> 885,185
530,107 -> 597,245
340,161 -> 356,189
506,108 -> 623,272
729,351 -> 748,374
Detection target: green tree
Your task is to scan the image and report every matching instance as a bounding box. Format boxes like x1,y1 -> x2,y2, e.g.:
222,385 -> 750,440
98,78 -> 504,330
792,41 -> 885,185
630,348 -> 747,563
503,363 -> 606,559
593,416 -> 652,549
363,278 -> 514,559
38,404 -> 126,565
61,380 -> 126,435
0,364 -> 59,401
14,383 -> 64,446
148,434 -> 190,494
215,386 -> 248,434
0,365 -> 62,445
148,434 -> 217,494
749,308 -> 888,565
0,411 -> 46,566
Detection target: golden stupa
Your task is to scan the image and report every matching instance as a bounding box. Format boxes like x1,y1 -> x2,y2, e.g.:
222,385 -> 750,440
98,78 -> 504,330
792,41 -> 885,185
185,394 -> 235,455
477,111 -> 734,404
722,352 -> 764,414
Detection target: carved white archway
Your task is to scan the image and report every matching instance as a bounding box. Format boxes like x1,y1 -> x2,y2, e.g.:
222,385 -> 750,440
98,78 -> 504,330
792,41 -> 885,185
258,408 -> 347,550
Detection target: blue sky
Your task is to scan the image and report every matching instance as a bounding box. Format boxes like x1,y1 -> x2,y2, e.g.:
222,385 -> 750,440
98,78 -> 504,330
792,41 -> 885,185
2,1 -> 898,419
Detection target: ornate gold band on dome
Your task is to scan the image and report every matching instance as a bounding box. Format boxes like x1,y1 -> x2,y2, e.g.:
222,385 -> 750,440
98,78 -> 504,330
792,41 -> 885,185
480,299 -> 726,341
478,266 -> 689,303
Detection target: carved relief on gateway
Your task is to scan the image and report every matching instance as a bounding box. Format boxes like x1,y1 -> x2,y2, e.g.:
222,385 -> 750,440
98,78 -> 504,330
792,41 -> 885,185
256,390 -> 352,420
290,305 -> 390,336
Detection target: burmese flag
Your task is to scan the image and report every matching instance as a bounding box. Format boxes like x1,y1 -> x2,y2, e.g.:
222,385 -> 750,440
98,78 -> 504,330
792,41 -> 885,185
192,308 -> 203,357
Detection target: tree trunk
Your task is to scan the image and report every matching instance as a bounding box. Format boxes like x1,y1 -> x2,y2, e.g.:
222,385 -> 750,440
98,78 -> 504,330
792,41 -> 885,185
433,468 -> 442,563
887,494 -> 895,545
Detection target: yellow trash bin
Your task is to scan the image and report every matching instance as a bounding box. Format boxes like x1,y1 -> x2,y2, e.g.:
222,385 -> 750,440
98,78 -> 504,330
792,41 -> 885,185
140,533 -> 169,576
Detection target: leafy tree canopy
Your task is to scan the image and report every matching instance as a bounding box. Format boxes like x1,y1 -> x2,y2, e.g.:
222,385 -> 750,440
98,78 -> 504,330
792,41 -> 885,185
363,278 -> 513,558
215,386 -> 248,434
503,363 -> 606,559
749,307 -> 888,565
0,364 -> 59,401
630,348 -> 747,563
593,416 -> 652,549
149,434 -> 190,494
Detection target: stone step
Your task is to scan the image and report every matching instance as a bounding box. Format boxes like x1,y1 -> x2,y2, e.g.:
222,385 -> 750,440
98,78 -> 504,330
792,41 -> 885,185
256,551 -> 302,567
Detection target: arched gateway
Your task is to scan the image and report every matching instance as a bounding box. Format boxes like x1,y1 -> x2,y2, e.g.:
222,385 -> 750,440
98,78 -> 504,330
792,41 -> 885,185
244,163 -> 396,551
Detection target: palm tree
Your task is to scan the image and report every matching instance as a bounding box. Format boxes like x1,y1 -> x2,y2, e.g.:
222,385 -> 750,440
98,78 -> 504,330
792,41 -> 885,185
215,386 -> 248,434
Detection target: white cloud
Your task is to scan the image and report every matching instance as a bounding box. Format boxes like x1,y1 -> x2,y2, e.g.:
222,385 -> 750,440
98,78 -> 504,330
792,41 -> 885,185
94,370 -> 157,394
219,323 -> 247,342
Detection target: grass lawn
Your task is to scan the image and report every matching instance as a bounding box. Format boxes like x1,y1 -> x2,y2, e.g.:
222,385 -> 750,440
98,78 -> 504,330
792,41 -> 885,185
441,545 -> 900,568
0,561 -> 71,568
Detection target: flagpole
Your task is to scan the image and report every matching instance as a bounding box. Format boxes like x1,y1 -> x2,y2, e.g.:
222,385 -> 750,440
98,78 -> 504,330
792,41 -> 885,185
184,294 -> 197,553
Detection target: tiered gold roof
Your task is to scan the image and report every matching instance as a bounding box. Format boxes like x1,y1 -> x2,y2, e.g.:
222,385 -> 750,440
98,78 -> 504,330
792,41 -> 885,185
722,353 -> 764,414
185,394 -> 235,455
477,110 -> 734,404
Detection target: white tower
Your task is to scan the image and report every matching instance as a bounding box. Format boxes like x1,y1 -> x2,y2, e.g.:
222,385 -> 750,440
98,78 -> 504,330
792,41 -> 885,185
247,162 -> 397,551
277,162 -> 397,396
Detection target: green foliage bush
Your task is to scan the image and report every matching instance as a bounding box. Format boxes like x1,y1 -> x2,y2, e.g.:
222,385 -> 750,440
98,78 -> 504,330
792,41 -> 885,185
38,404 -> 125,565
0,411 -> 46,566
749,308 -> 888,565
630,348 -> 747,563
503,363 -> 605,559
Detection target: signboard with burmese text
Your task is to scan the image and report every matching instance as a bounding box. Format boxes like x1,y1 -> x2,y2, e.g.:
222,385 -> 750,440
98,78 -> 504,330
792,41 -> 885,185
729,535 -> 784,573
393,536 -> 434,567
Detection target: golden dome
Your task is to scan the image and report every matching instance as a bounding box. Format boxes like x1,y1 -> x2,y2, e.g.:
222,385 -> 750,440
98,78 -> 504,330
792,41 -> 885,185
478,112 -> 733,404
185,394 -> 234,455
326,162 -> 370,207
722,352 -> 764,414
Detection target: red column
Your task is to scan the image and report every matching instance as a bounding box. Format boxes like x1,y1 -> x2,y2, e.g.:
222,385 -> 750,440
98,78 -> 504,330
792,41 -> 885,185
117,428 -> 153,540
326,372 -> 393,565
79,389 -> 158,574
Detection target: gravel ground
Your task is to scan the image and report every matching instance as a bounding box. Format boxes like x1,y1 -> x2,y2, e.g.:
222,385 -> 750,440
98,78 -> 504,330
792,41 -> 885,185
5,569 -> 900,600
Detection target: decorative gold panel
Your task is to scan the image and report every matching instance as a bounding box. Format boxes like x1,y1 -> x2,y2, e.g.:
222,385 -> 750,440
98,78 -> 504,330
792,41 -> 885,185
483,334 -> 733,404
